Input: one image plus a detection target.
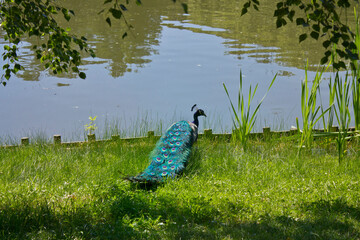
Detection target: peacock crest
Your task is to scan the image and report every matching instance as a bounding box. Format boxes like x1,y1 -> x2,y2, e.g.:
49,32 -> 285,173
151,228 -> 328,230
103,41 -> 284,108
126,105 -> 206,184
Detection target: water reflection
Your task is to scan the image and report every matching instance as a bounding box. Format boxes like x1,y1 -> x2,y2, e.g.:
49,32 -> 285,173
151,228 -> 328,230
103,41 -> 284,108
169,0 -> 328,69
1,0 -> 347,81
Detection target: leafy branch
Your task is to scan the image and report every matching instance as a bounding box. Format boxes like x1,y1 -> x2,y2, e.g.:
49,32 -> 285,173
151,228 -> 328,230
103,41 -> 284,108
242,0 -> 360,71
0,0 -> 95,85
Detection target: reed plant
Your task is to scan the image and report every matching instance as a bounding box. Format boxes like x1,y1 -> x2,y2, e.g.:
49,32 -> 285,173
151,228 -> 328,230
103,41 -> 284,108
297,62 -> 331,151
332,73 -> 352,162
317,73 -> 360,163
315,9 -> 360,163
318,66 -> 335,132
352,69 -> 360,130
351,9 -> 360,131
223,71 -> 276,151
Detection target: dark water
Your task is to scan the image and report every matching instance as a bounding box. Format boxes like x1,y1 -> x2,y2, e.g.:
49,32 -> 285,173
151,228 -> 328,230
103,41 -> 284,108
0,0 -> 357,141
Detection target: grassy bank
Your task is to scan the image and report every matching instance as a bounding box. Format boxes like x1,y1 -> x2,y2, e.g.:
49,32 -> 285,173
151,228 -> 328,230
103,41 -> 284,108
1,136 -> 360,239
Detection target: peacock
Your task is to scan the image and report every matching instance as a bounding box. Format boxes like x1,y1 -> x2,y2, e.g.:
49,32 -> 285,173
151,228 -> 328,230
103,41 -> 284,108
126,104 -> 206,184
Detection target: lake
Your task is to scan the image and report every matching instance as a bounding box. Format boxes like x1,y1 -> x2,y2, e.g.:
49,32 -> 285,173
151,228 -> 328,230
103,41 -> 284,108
0,0 -> 356,142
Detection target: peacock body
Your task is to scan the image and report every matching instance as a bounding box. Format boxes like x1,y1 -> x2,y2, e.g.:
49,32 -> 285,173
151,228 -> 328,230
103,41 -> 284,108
127,105 -> 206,183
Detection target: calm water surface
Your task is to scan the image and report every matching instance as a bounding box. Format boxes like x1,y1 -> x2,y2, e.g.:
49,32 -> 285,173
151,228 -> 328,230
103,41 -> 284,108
0,0 -> 355,141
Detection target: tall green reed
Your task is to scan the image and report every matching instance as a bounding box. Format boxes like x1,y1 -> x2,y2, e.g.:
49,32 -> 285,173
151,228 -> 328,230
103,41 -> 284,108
333,73 -> 352,162
351,9 -> 360,130
318,67 -> 335,132
223,71 -> 276,151
297,61 -> 331,151
316,73 -> 357,163
352,70 -> 360,130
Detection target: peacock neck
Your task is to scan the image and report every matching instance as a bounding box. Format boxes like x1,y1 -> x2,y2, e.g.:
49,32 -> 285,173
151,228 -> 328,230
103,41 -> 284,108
192,113 -> 199,127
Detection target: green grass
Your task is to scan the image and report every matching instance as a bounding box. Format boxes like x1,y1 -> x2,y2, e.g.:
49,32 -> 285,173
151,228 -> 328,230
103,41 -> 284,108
1,135 -> 360,239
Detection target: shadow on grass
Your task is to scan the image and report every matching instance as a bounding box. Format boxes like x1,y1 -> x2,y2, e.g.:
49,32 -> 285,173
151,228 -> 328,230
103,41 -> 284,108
161,198 -> 360,239
2,193 -> 360,239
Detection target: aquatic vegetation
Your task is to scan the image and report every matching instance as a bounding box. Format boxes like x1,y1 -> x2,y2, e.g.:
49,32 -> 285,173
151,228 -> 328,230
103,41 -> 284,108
297,62 -> 331,151
223,71 -> 276,151
352,9 -> 360,131
330,73 -> 352,163
84,116 -> 98,135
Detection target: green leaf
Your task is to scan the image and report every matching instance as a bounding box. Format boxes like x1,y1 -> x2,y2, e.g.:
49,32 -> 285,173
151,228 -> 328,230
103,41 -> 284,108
342,41 -> 349,48
341,33 -> 350,41
299,33 -> 307,43
14,63 -> 21,72
109,8 -> 122,19
62,9 -> 71,21
288,10 -> 295,21
323,40 -> 331,48
320,56 -> 328,65
338,61 -> 346,69
310,31 -> 319,40
104,0 -> 112,4
2,64 -> 9,70
79,72 -> 86,79
5,69 -> 11,80
296,18 -> 308,27
312,24 -> 320,32
106,17 -> 111,27
241,8 -> 248,16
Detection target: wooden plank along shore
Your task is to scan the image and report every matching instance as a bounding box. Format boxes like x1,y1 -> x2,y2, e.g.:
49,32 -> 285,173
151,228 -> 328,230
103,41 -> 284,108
2,126 -> 358,148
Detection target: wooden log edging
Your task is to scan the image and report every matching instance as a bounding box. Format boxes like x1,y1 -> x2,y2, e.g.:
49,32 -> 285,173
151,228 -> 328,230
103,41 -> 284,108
1,126 -> 358,148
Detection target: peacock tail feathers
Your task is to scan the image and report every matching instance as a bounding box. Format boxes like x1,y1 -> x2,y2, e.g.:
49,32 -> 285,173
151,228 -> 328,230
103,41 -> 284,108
127,120 -> 197,183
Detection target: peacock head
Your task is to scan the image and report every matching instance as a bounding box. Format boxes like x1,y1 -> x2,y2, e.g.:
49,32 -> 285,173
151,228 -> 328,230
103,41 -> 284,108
191,104 -> 207,118
195,109 -> 207,117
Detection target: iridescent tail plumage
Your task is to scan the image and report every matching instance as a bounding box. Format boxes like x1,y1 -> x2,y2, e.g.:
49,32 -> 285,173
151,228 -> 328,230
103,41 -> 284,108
126,120 -> 196,183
